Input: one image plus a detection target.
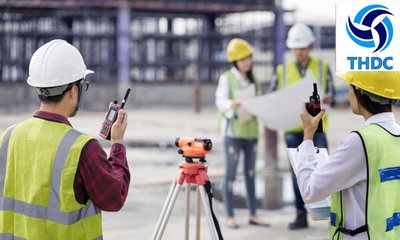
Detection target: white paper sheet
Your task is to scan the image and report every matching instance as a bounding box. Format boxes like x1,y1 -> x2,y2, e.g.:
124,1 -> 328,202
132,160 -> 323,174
239,75 -> 323,130
287,147 -> 331,221
235,84 -> 256,123
286,148 -> 329,176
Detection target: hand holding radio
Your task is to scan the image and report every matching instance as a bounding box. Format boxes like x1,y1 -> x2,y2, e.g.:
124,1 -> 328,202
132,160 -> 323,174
300,105 -> 325,140
110,109 -> 128,144
100,88 -> 131,141
305,83 -> 323,133
301,83 -> 325,140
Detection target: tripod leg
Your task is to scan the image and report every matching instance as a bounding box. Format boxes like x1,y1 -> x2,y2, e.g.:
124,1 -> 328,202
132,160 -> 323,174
199,185 -> 219,240
195,186 -> 201,240
152,181 -> 177,240
155,183 -> 182,240
185,183 -> 191,240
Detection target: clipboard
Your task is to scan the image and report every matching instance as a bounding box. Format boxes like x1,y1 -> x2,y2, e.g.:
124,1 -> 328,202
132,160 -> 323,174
235,84 -> 256,123
286,147 -> 331,221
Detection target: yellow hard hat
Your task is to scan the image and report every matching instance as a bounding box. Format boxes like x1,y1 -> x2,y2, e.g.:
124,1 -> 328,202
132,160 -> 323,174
336,71 -> 400,99
226,38 -> 253,62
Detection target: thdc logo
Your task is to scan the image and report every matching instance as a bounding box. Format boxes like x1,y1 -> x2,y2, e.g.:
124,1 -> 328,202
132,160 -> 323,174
346,4 -> 394,70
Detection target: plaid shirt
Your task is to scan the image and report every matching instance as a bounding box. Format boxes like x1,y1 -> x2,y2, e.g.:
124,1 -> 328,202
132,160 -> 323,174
34,110 -> 130,211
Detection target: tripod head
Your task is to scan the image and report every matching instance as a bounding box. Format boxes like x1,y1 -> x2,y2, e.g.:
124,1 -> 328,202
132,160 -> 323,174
175,137 -> 212,163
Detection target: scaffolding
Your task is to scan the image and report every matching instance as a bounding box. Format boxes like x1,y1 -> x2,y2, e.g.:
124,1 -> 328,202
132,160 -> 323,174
0,1 -> 334,85
0,0 -> 280,84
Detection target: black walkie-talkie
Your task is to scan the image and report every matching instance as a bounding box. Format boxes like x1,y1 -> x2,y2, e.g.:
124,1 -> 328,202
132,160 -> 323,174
100,88 -> 131,140
305,83 -> 323,133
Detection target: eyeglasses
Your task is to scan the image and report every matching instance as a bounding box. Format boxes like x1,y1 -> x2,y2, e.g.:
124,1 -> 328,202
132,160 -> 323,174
77,79 -> 90,92
62,79 -> 90,94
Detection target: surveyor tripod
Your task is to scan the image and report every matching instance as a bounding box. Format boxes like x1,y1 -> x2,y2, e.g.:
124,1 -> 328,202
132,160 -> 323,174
152,159 -> 224,240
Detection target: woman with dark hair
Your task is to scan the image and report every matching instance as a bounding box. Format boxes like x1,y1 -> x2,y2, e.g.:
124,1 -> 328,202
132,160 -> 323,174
215,38 -> 269,229
295,71 -> 400,239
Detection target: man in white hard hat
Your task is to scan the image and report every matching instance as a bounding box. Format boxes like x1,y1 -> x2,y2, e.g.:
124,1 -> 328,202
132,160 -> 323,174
0,39 -> 130,239
271,23 -> 336,230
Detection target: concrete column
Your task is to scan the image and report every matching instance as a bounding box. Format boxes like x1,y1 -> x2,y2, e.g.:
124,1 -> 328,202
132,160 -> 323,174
166,19 -> 174,81
61,16 -> 73,44
194,14 -> 215,113
116,1 -> 131,98
262,6 -> 285,210
273,7 -> 286,69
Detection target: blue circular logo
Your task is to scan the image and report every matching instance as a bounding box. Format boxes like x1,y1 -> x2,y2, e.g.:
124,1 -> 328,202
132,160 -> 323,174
346,4 -> 393,53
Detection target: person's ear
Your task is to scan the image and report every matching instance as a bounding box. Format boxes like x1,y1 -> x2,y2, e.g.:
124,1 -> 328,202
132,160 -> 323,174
68,84 -> 78,99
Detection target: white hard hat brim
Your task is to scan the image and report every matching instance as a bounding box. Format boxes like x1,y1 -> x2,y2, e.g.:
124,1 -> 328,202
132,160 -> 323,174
286,40 -> 314,49
85,69 -> 94,76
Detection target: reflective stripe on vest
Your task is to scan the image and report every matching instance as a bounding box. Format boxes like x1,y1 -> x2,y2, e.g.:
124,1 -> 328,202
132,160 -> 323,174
282,63 -> 286,88
0,233 -> 102,240
0,233 -> 26,240
379,166 -> 400,182
0,128 -> 100,225
386,212 -> 400,232
319,60 -> 323,88
0,126 -> 14,199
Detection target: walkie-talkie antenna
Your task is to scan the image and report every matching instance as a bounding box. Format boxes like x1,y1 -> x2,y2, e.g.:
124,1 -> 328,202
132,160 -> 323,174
312,83 -> 320,100
120,88 -> 131,109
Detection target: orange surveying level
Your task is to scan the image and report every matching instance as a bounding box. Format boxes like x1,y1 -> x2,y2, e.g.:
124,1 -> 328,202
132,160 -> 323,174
100,88 -> 131,140
175,137 -> 212,162
152,137 -> 223,240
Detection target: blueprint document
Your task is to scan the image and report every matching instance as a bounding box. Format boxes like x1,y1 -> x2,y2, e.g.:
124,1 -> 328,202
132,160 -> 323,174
240,74 -> 323,130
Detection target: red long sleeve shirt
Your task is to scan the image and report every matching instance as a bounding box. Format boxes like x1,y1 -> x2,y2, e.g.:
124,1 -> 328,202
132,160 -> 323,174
34,110 -> 130,211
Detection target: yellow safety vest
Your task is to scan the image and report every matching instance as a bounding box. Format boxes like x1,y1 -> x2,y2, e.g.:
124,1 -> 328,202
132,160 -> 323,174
330,124 -> 400,239
276,58 -> 329,133
0,118 -> 102,240
218,70 -> 259,139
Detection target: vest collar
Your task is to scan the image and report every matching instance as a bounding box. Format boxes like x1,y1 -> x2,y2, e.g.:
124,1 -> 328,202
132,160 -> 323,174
33,110 -> 72,127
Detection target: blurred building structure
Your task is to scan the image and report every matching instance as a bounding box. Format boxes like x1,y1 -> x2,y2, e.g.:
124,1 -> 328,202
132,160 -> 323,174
0,0 -> 335,111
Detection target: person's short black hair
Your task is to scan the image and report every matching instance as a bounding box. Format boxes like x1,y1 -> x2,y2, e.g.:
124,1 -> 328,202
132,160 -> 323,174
352,85 -> 392,115
38,79 -> 82,104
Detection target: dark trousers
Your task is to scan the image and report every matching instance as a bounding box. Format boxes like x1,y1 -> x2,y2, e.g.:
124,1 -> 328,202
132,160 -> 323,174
223,136 -> 258,217
284,132 -> 328,211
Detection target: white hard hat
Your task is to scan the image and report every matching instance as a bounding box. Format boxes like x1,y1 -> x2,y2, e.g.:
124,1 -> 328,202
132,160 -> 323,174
286,23 -> 315,49
27,39 -> 94,88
